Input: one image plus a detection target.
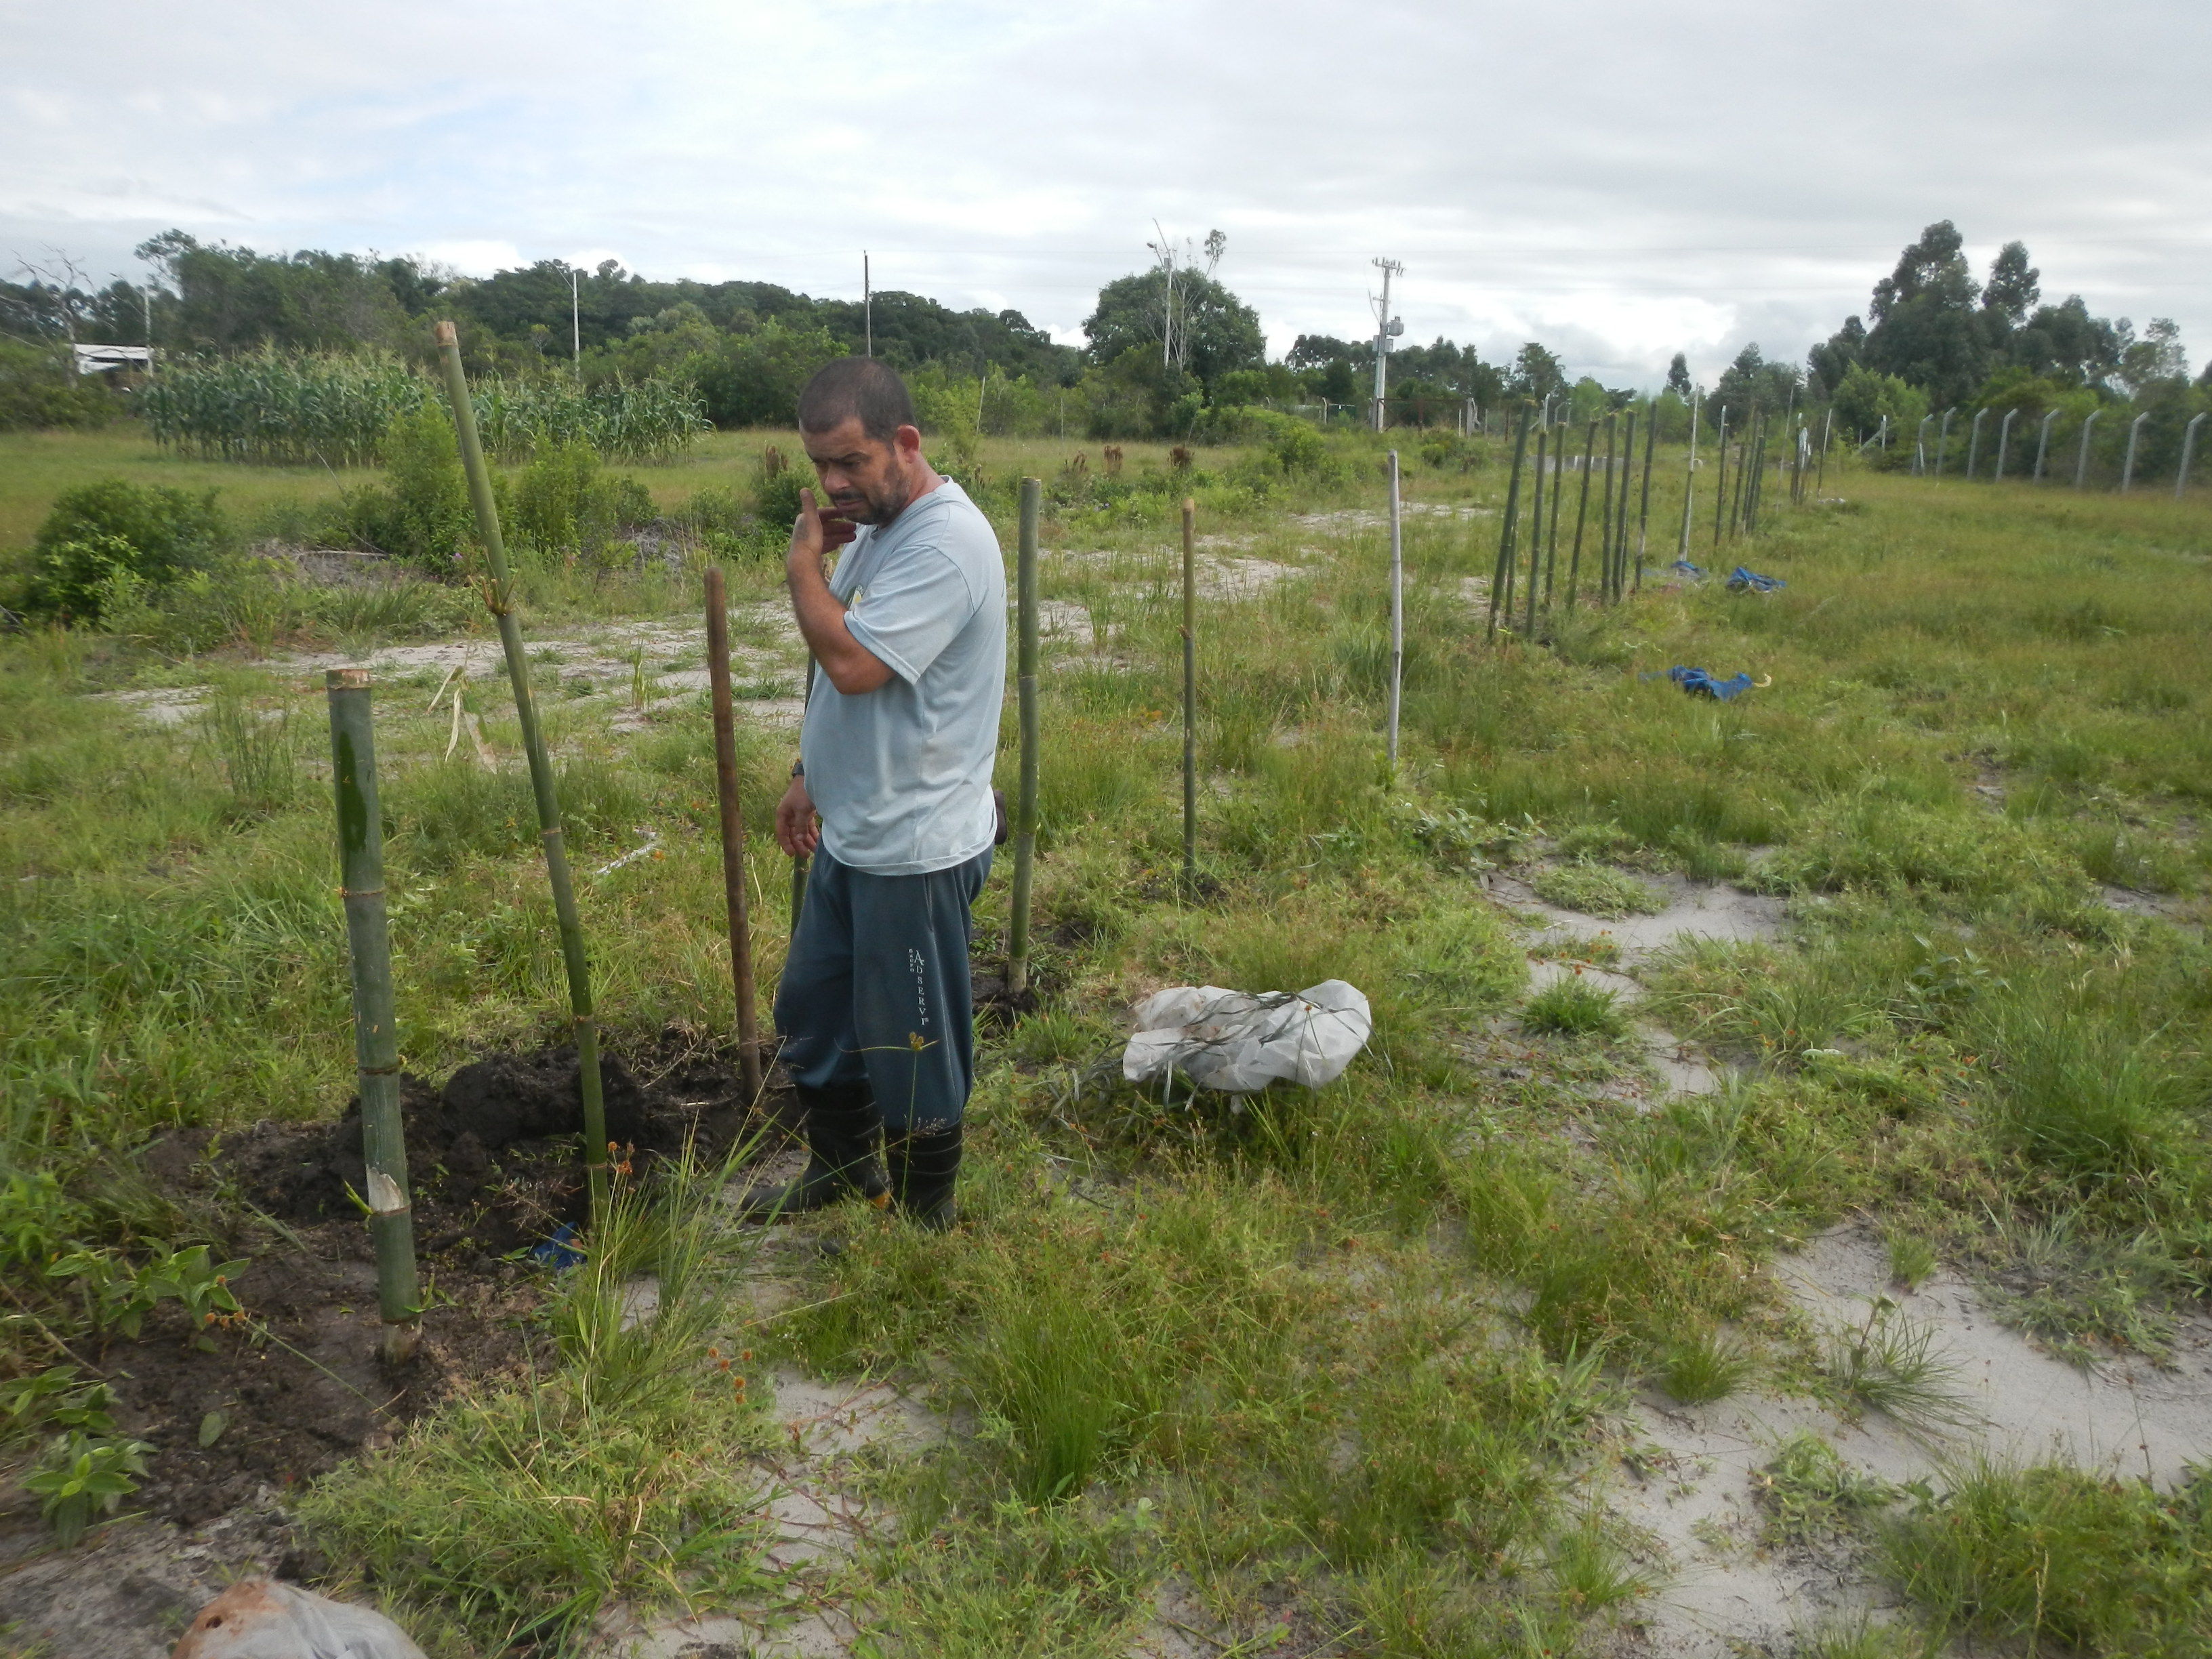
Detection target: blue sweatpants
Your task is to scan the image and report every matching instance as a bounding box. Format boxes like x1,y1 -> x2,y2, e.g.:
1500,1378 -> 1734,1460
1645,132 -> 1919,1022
773,847 -> 991,1132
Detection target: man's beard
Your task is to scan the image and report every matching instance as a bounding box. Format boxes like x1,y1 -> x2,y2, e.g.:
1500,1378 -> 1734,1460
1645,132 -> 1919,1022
828,461 -> 913,525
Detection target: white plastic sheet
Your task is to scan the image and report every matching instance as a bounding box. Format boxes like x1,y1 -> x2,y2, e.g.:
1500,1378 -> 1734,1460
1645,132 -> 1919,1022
1121,980 -> 1372,1094
171,1578 -> 426,1659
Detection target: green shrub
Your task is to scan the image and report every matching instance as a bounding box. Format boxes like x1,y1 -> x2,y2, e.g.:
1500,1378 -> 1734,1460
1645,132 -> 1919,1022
0,342 -> 120,432
329,406 -> 475,571
22,480 -> 228,622
754,462 -> 808,531
511,442 -> 653,564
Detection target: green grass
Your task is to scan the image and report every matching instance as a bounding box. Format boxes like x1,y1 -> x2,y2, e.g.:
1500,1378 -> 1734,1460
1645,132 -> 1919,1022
1882,1457 -> 2212,1653
3,426 -> 2211,1650
1530,861 -> 1667,918
1522,975 -> 1630,1038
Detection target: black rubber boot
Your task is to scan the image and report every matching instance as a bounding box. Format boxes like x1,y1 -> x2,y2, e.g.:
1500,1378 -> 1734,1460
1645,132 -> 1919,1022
888,1123 -> 962,1232
739,1084 -> 888,1221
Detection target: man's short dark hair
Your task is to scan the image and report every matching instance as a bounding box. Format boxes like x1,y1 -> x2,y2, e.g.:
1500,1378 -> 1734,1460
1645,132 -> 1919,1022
797,358 -> 916,443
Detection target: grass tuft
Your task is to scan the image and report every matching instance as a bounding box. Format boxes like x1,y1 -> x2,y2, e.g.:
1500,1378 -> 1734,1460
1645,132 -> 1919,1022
1531,861 -> 1667,919
1522,977 -> 1629,1038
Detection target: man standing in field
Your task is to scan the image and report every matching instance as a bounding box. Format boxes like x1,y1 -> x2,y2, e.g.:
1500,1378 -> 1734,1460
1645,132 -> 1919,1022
752,357 -> 1004,1230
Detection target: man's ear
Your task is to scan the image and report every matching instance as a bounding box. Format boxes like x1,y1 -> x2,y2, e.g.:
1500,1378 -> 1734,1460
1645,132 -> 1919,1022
894,424 -> 924,459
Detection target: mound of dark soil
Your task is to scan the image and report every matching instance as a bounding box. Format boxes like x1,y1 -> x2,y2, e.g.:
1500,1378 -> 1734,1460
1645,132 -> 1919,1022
97,1036 -> 773,1527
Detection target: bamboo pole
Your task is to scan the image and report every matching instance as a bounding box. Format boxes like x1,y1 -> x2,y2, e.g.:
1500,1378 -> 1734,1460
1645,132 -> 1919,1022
1011,478 -> 1042,968
1677,398 -> 1700,562
1489,409 -> 1531,640
1181,495 -> 1199,876
703,567 -> 762,1103
1711,408 -> 1729,554
791,659 -> 813,937
1521,427 -> 1544,627
1565,419 -> 1597,609
1597,415 -> 1619,601
1386,458 -> 1404,768
325,670 -> 420,1364
1547,417 -> 1566,603
1523,438 -> 1542,640
434,321 -> 609,1216
1817,409 -> 1832,494
1633,407 -> 1654,592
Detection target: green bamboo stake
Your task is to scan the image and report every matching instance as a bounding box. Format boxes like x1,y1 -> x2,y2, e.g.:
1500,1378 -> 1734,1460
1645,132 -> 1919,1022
1565,419 -> 1597,609
434,321 -> 609,1217
1010,478 -> 1042,982
1488,409 -> 1531,640
325,669 -> 421,1364
1597,415 -> 1619,601
1619,409 -> 1643,596
1711,407 -> 1730,554
703,565 -> 763,1103
1633,406 -> 1654,592
792,657 -> 813,939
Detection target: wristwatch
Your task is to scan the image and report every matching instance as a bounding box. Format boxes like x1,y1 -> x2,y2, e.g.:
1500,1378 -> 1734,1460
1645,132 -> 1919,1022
790,759 -> 804,779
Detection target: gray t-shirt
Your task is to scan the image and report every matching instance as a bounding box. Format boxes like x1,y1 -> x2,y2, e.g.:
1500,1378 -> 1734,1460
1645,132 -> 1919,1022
800,479 -> 1005,875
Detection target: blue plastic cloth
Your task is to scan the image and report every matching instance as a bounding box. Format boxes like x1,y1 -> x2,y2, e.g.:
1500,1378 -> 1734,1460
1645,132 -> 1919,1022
531,1223 -> 585,1269
1670,558 -> 1704,579
1725,565 -> 1785,592
1668,665 -> 1755,701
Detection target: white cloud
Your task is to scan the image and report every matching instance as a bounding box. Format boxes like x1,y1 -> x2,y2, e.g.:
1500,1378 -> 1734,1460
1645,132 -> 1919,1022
7,0 -> 2211,384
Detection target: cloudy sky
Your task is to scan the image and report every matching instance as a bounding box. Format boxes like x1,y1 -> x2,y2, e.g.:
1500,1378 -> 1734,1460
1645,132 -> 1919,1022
7,0 -> 2209,386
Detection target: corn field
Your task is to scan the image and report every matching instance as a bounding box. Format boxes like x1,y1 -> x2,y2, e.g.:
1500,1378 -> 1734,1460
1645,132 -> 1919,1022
140,350 -> 707,465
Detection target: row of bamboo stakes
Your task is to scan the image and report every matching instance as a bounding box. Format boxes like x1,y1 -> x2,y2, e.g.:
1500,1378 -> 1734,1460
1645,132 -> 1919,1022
332,353 -> 1817,1359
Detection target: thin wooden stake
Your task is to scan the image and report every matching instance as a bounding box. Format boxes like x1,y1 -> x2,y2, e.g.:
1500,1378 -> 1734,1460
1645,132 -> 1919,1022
1012,478 -> 1042,972
1711,407 -> 1730,554
1598,415 -> 1619,601
1490,409 -> 1532,640
1386,457 -> 1404,768
434,321 -> 609,1217
1633,406 -> 1654,592
1182,495 -> 1200,874
1559,419 -> 1592,609
703,566 -> 762,1103
791,659 -> 813,938
325,669 -> 420,1365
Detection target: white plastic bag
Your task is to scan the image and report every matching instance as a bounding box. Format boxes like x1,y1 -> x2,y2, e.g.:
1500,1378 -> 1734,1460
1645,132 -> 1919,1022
171,1578 -> 426,1659
1122,980 -> 1372,1094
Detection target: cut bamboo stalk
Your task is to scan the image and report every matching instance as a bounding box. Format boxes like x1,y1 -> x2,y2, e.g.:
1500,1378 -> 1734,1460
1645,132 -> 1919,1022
1565,420 -> 1597,609
1711,408 -> 1729,554
1677,398 -> 1700,562
1181,494 -> 1199,878
1521,427 -> 1544,628
1634,407 -> 1654,592
792,657 -> 813,938
1489,409 -> 1531,640
1523,436 -> 1542,639
325,669 -> 421,1364
1547,418 -> 1565,608
1012,478 -> 1043,975
1386,459 -> 1404,768
433,321 -> 609,1217
1598,415 -> 1619,601
703,565 -> 762,1103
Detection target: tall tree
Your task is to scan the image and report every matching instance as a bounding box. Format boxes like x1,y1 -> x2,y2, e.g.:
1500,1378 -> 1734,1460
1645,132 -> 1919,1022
1664,352 -> 1692,398
1808,316 -> 1865,396
1507,342 -> 1566,402
1083,268 -> 1263,392
1860,220 -> 1994,409
1982,241 -> 2040,331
